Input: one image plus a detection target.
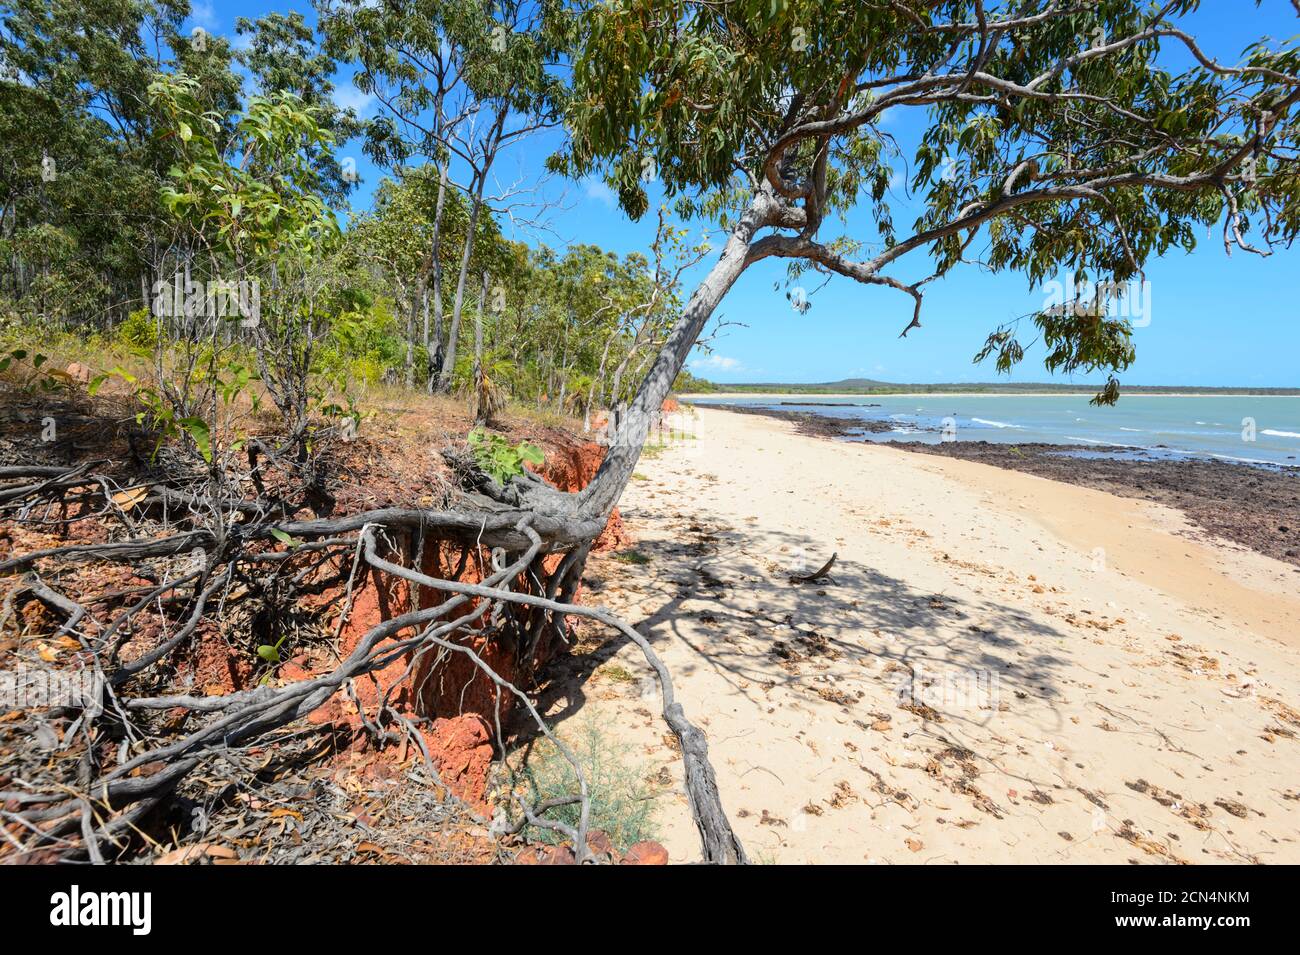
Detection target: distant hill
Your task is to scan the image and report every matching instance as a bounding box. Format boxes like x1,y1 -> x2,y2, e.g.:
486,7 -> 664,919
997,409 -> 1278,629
701,378 -> 1300,396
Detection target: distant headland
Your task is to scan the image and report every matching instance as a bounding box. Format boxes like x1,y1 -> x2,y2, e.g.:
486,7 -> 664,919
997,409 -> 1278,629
688,376 -> 1300,397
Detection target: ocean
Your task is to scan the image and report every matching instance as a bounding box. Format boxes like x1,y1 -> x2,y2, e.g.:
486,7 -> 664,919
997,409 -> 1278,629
693,393 -> 1300,467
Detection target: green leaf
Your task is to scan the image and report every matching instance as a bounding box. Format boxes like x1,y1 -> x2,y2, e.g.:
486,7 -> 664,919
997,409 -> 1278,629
179,416 -> 212,462
269,528 -> 297,547
256,644 -> 281,664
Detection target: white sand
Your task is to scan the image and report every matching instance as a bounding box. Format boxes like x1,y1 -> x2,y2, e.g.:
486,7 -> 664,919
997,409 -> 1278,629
568,407 -> 1300,864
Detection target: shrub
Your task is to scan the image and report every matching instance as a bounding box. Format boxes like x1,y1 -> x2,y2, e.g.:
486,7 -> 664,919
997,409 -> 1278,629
516,717 -> 659,853
315,300 -> 405,386
118,307 -> 159,353
466,427 -> 543,484
612,549 -> 651,565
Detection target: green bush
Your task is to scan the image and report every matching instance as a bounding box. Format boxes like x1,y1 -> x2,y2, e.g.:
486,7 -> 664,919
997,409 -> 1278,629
467,427 -> 544,484
117,307 -> 159,353
315,299 -> 405,385
516,717 -> 659,853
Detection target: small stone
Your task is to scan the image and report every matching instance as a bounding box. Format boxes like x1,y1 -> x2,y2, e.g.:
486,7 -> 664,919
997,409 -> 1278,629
621,840 -> 669,865
516,845 -> 576,865
585,829 -> 615,859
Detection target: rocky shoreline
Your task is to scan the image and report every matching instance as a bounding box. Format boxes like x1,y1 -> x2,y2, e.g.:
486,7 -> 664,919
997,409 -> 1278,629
698,402 -> 1300,567
701,401 -> 901,438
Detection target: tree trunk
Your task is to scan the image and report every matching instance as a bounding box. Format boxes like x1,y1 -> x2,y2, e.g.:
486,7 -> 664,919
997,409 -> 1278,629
556,314 -> 572,411
578,195 -> 768,519
435,171 -> 487,394
584,328 -> 617,432
421,287 -> 431,381
404,291 -> 416,388
426,164 -> 449,389
472,271 -> 489,426
399,164 -> 450,391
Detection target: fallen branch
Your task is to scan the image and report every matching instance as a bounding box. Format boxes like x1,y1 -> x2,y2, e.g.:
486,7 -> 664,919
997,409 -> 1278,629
789,551 -> 837,583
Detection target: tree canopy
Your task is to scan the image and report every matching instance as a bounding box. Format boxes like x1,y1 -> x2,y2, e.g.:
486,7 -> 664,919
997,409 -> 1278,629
558,0 -> 1300,406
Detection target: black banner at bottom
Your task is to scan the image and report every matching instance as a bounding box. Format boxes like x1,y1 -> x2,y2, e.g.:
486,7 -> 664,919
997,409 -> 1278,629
0,863 -> 1277,942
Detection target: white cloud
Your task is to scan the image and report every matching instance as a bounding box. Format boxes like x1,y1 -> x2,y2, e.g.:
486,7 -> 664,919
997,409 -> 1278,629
690,354 -> 742,371
585,179 -> 616,208
189,1 -> 218,32
334,84 -> 376,116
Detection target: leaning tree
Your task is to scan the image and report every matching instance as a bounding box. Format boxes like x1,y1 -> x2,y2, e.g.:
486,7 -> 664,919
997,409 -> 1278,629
6,1 -> 1300,865
558,0 -> 1300,519
517,0 -> 1300,856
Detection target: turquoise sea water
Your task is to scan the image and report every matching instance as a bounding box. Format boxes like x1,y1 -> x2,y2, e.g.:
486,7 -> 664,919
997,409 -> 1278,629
694,394 -> 1300,467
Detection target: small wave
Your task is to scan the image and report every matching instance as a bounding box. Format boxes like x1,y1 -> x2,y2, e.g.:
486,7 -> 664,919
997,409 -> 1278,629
971,417 -> 1022,429
1119,427 -> 1144,432
1261,429 -> 1300,438
1066,436 -> 1146,450
1210,452 -> 1276,465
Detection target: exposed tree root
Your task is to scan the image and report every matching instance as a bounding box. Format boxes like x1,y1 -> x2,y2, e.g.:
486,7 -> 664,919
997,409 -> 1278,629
0,452 -> 746,864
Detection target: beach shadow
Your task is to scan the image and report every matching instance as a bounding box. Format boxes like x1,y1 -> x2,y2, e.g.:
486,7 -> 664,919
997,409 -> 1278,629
532,500 -> 1079,795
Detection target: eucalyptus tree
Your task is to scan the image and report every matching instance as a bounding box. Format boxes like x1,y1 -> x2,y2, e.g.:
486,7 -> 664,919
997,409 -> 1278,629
548,244 -> 621,411
339,173 -> 444,385
470,236 -> 529,418
554,0 -> 1300,520
416,1 -> 1298,862
0,91 -> 118,324
234,11 -> 364,208
319,0 -> 569,392
341,167 -> 502,386
148,73 -> 342,464
432,1 -> 570,394
319,0 -> 465,385
0,0 -> 241,325
575,245 -> 648,429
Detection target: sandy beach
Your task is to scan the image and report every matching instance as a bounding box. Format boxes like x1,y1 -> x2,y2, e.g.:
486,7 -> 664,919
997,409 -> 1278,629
559,407 -> 1300,864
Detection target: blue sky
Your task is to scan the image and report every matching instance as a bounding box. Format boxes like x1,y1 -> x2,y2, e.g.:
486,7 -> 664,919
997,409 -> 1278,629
195,0 -> 1299,387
